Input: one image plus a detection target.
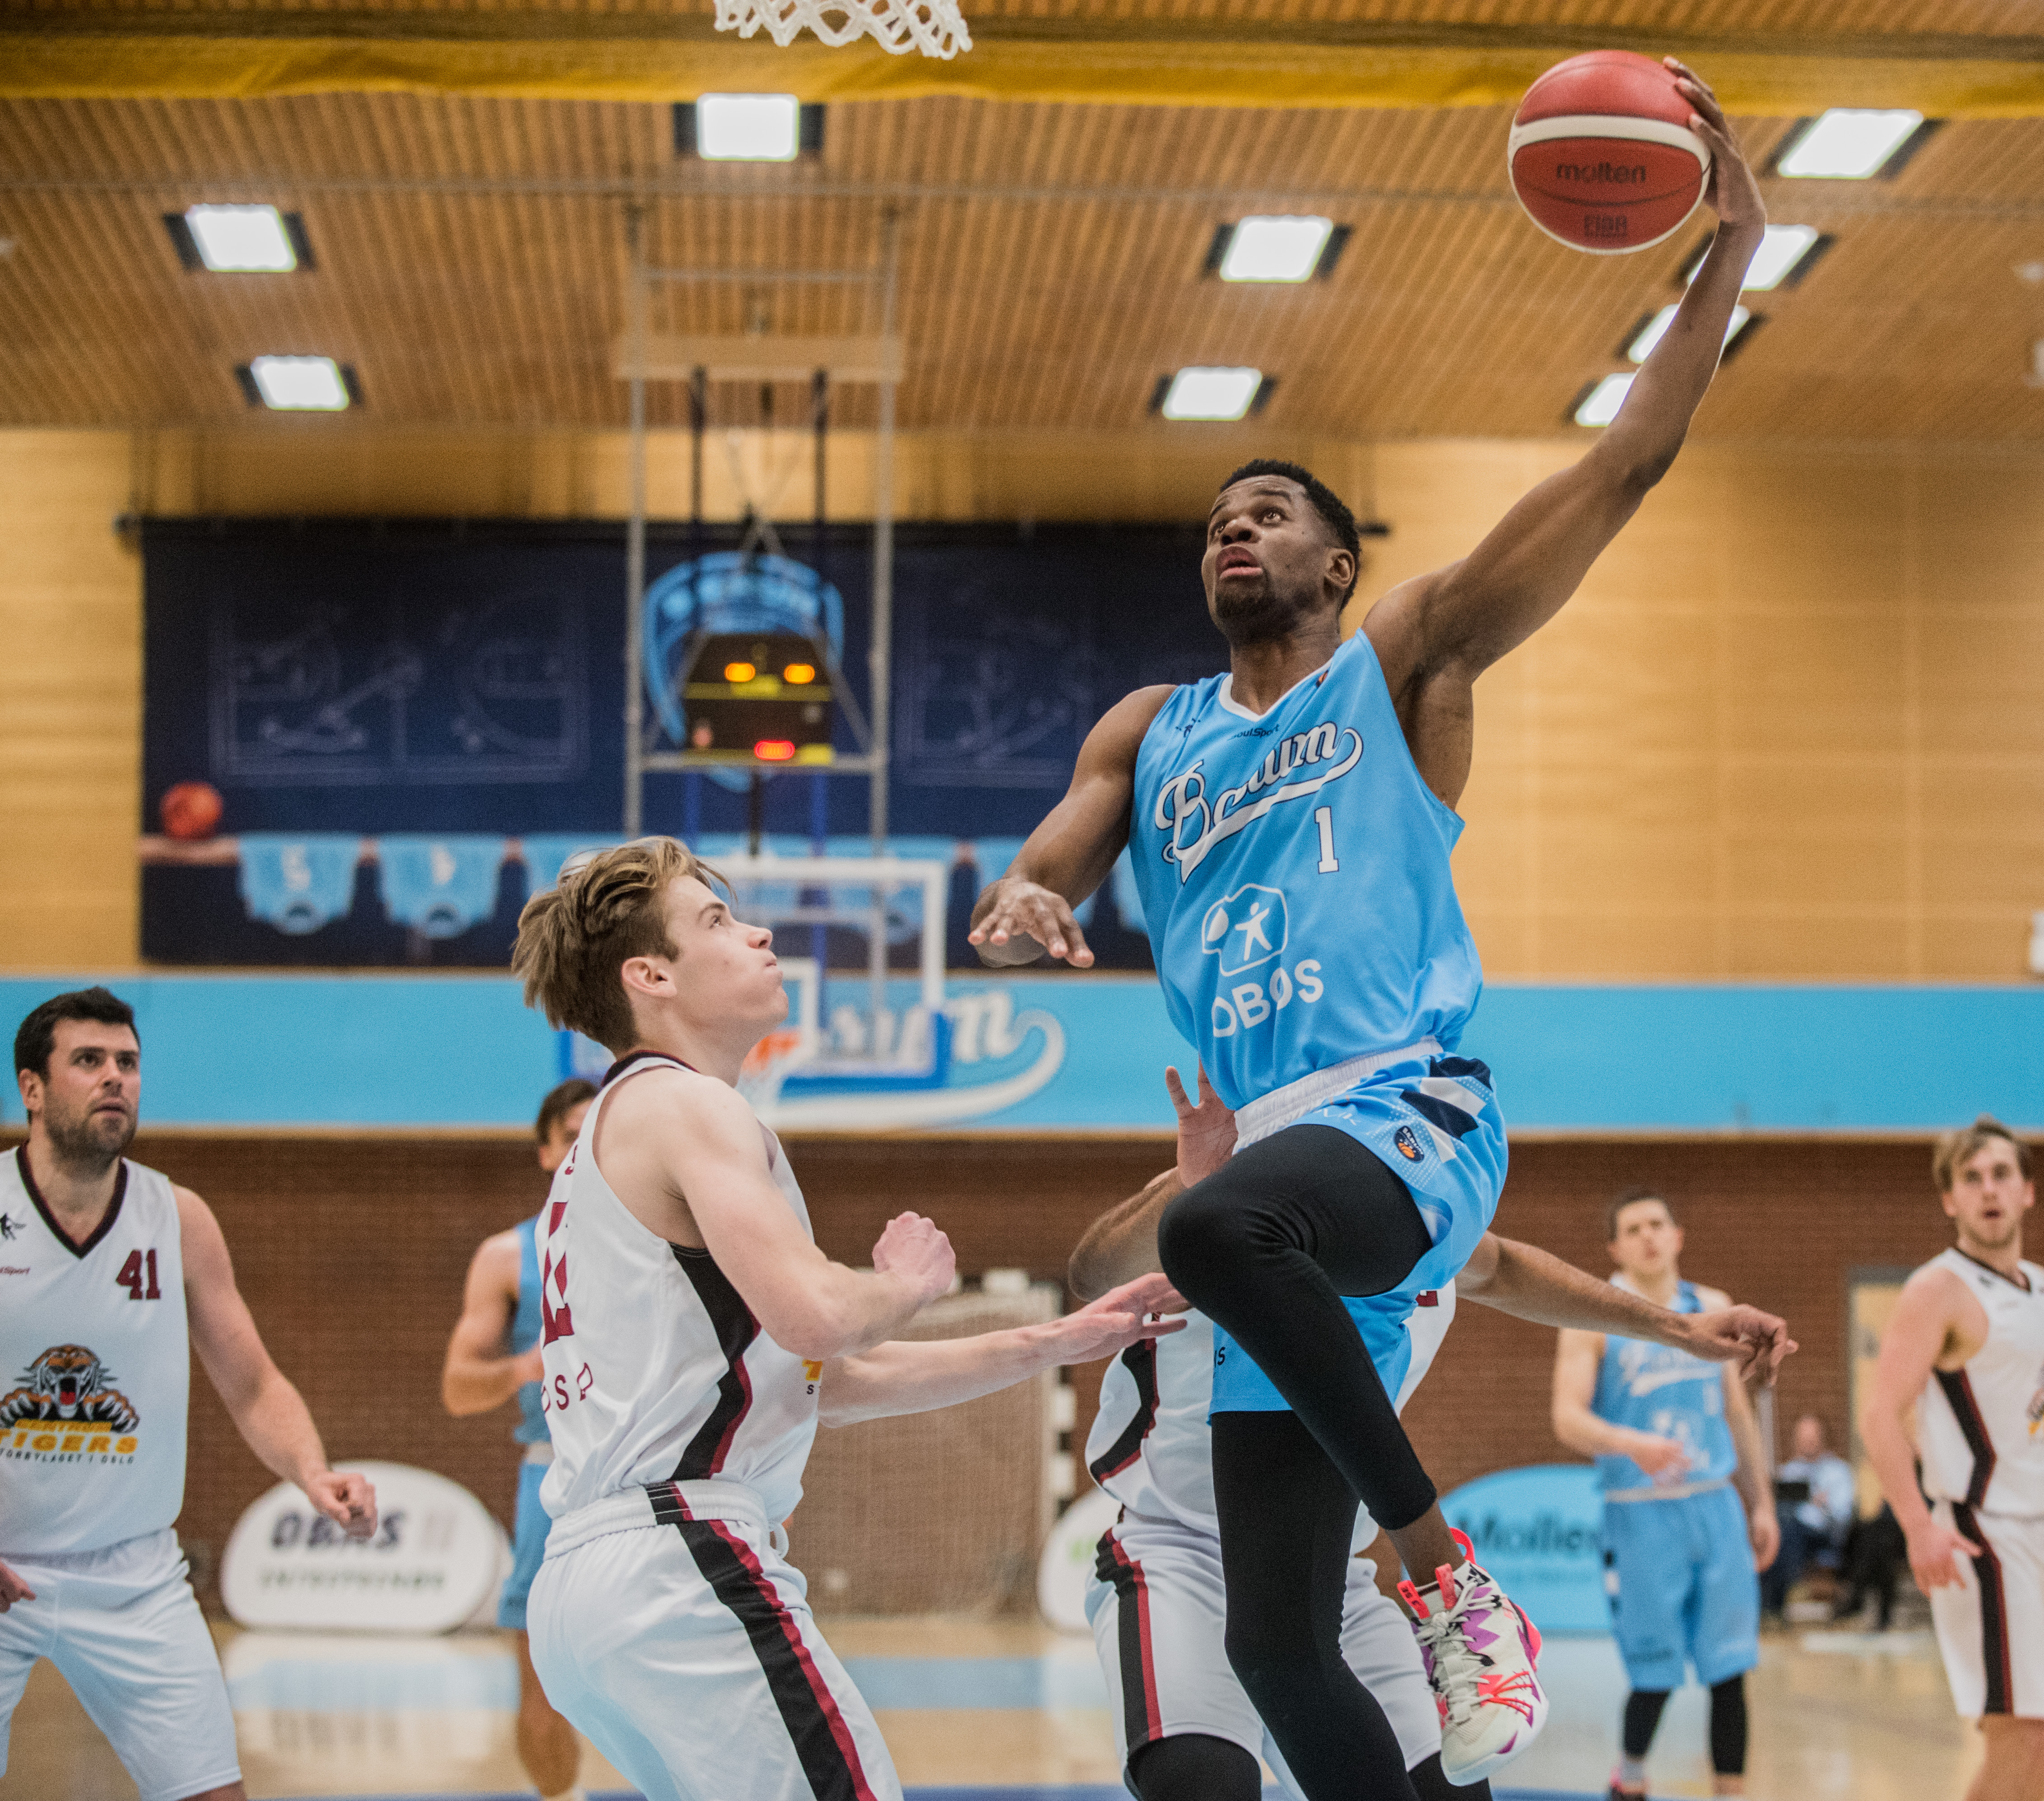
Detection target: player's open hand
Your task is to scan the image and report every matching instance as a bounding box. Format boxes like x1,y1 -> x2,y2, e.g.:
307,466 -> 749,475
1665,58 -> 1765,234
0,1558 -> 36,1612
1167,1063 -> 1236,1187
1686,1303 -> 1795,1387
1906,1517 -> 1983,1591
872,1211 -> 956,1308
1626,1430 -> 1691,1482
967,877 -> 1094,968
306,1468 -> 379,1540
1748,1504 -> 1781,1573
1046,1274 -> 1189,1364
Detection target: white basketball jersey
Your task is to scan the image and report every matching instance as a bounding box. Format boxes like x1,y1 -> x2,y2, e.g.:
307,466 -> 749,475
536,1053 -> 820,1527
1919,1247 -> 2044,1519
0,1148 -> 190,1557
1086,1285 -> 1456,1540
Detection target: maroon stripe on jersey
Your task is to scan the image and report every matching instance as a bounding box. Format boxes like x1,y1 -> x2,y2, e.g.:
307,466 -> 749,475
671,1245 -> 759,1481
1093,1526 -> 1164,1751
677,1515 -> 886,1801
16,1148 -> 128,1260
1088,1340 -> 1161,1485
1954,1501 -> 2015,1715
1936,1369 -> 1998,1509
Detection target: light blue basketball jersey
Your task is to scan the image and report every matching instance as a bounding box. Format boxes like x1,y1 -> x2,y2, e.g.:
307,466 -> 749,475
1128,629 -> 1484,1112
1591,1280 -> 1737,1490
511,1215 -> 547,1446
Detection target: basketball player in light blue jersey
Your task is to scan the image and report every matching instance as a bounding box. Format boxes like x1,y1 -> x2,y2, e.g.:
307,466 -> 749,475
969,60 -> 1766,1801
442,1077 -> 595,1801
1552,1189 -> 1778,1801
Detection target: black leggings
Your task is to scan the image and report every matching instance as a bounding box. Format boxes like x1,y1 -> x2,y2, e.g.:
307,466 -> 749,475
1129,1732 -> 1489,1801
1622,1675 -> 1748,1776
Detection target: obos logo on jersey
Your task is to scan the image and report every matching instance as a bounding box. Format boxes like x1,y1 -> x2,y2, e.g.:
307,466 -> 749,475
0,1344 -> 142,1463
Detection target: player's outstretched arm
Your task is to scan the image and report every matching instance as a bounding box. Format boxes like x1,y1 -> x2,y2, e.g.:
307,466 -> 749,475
607,1070 -> 955,1360
180,1187 -> 379,1538
1068,1064 -> 1236,1300
969,684 -> 1175,968
441,1230 -> 534,1416
817,1273 -> 1186,1426
1551,1324 -> 1690,1479
1862,1262 -> 1983,1589
1459,1234 -> 1794,1385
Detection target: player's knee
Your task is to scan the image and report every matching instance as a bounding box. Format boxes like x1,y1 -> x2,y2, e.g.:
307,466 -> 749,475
1128,1732 -> 1261,1801
1156,1178 -> 1258,1297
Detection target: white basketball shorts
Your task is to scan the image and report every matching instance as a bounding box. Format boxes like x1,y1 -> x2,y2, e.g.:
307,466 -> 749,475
1085,1511 -> 1440,1794
0,1527 -> 241,1801
1929,1500 -> 2044,1720
529,1479 -> 902,1801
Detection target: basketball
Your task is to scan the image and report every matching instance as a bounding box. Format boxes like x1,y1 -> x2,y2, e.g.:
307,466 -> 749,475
160,779 -> 223,840
1508,51 -> 1712,254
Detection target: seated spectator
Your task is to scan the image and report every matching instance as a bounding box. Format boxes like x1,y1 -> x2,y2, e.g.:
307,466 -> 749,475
1763,1414 -> 1858,1616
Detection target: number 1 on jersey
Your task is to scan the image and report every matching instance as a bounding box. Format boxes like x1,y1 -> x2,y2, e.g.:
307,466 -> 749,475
116,1248 -> 161,1301
1314,805 -> 1339,873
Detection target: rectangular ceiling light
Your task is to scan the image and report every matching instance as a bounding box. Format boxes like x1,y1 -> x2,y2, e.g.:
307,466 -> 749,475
695,93 -> 802,162
1160,367 -> 1265,421
1776,110 -> 1925,179
184,204 -> 298,272
246,355 -> 351,411
1626,302 -> 1754,364
1219,216 -> 1336,283
1573,373 -> 1634,428
1682,223 -> 1826,292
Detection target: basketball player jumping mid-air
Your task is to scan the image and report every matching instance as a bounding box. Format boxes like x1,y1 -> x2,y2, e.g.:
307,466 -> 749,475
442,1076 -> 596,1801
970,60 -> 1765,1797
0,987 -> 378,1801
509,838 -> 1185,1801
1071,1066 -> 1792,1801
1865,1117 -> 2044,1801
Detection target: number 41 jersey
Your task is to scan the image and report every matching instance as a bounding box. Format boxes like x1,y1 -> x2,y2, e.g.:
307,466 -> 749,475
1128,628 -> 1483,1112
0,1147 -> 190,1558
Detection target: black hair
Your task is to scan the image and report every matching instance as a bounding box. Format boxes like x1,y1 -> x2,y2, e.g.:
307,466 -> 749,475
1219,459 -> 1363,602
14,987 -> 139,1081
535,1077 -> 597,1144
1606,1184 -> 1678,1242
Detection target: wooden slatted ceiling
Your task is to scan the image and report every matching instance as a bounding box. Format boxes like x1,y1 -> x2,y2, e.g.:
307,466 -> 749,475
5,91 -> 2044,437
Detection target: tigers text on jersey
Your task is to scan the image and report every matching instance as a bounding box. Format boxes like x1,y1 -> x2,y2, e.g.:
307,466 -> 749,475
1085,1288 -> 1456,1538
1591,1278 -> 1737,1496
1918,1248 -> 2044,1518
535,1054 -> 820,1527
0,1148 -> 190,1558
1128,629 -> 1483,1113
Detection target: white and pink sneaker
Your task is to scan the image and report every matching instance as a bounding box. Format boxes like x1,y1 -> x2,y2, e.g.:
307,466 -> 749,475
1398,1529 -> 1548,1782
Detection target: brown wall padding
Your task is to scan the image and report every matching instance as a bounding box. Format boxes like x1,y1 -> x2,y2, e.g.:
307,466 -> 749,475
5,1131 -> 1953,1611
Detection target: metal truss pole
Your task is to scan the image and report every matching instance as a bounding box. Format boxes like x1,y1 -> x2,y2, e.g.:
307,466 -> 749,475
623,201 -> 649,839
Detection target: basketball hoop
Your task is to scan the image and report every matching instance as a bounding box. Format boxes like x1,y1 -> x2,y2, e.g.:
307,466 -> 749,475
713,0 -> 970,59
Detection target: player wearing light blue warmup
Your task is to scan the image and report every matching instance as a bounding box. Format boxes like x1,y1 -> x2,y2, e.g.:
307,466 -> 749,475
1552,1189 -> 1779,1801
442,1078 -> 595,1801
971,60 -> 1769,1801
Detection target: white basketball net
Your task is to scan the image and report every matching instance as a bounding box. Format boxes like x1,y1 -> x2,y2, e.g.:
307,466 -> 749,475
714,0 -> 971,59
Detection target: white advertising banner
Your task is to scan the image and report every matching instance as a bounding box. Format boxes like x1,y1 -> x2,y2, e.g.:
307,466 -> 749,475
221,1461 -> 510,1634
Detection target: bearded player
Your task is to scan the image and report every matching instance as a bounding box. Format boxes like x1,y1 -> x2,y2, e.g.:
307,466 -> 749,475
0,987 -> 376,1801
1864,1118 -> 2044,1801
970,61 -> 1764,1800
443,1076 -> 596,1801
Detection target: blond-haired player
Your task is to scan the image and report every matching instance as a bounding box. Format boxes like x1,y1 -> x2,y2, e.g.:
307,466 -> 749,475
507,838 -> 1181,1801
0,987 -> 376,1801
1865,1117 -> 2044,1801
443,1076 -> 596,1801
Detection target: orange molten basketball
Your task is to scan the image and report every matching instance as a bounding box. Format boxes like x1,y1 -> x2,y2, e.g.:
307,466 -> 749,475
1508,51 -> 1711,255
160,781 -> 223,841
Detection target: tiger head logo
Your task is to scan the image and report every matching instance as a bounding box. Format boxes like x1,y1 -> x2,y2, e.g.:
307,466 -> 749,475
0,1345 -> 139,1432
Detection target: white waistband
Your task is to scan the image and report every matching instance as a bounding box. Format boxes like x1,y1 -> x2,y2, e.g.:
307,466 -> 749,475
521,1440 -> 554,1466
542,1478 -> 773,1560
1603,1476 -> 1732,1505
1234,1040 -> 1439,1149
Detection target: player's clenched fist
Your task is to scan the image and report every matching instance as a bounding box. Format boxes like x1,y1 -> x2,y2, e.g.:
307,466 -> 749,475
305,1467 -> 379,1539
872,1212 -> 956,1307
968,876 -> 1094,968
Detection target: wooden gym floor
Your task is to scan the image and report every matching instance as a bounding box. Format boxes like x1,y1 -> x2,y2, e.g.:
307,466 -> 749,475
0,1614 -> 1980,1801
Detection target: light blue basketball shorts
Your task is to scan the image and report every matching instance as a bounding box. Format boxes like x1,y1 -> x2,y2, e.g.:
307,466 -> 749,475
1209,1044 -> 1508,1415
498,1455 -> 552,1632
1603,1483 -> 1761,1690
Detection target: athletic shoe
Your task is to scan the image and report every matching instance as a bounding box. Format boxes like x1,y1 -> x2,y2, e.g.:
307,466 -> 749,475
1398,1528 -> 1548,1782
